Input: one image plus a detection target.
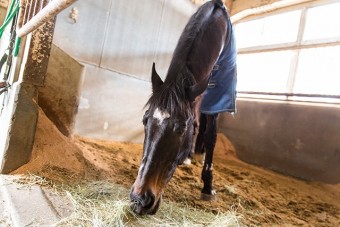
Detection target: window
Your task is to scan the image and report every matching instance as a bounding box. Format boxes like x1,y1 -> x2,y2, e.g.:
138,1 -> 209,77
234,1 -> 340,103
236,10 -> 301,48
293,46 -> 340,95
303,2 -> 340,41
237,51 -> 293,93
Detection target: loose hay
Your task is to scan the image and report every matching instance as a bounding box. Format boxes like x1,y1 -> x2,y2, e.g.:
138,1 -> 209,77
14,175 -> 243,226
58,181 -> 243,227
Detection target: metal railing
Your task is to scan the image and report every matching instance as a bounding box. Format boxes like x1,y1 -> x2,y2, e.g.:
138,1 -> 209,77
17,0 -> 77,37
238,91 -> 340,99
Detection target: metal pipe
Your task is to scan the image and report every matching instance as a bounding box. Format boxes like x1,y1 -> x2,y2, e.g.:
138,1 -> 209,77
231,0 -> 316,23
31,0 -> 39,20
37,0 -> 45,12
238,91 -> 340,99
17,0 -> 27,29
22,0 -> 31,25
17,0 -> 77,37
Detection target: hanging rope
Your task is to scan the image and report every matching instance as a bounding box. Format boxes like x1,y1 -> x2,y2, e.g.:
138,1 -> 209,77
153,0 -> 167,63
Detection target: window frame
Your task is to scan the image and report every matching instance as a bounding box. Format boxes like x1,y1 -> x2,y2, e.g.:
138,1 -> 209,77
235,0 -> 340,103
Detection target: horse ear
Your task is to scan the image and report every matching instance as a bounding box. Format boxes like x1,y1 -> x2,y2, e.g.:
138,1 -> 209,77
151,62 -> 163,93
187,77 -> 209,102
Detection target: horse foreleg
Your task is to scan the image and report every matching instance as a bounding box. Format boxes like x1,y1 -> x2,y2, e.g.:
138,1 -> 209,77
195,113 -> 207,154
200,113 -> 218,201
184,111 -> 205,165
183,98 -> 202,165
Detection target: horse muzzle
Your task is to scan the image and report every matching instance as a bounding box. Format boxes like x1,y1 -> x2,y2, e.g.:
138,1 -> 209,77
129,187 -> 161,215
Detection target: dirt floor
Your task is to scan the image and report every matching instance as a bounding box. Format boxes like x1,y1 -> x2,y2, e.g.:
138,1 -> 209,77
13,109 -> 340,226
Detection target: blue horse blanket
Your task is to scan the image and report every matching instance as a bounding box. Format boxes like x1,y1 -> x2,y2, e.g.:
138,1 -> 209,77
200,14 -> 237,115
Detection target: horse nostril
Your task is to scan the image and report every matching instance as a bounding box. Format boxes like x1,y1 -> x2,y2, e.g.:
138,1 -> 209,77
130,189 -> 156,214
143,190 -> 155,209
136,190 -> 155,208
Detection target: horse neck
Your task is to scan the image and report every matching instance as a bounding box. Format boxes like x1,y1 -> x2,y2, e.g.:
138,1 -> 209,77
165,61 -> 196,87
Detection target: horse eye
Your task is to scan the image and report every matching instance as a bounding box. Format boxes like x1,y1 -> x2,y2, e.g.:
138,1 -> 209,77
142,116 -> 147,125
142,111 -> 149,126
174,122 -> 187,135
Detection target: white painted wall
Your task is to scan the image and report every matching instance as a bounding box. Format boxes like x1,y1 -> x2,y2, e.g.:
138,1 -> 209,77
53,0 -> 196,80
52,0 -> 197,142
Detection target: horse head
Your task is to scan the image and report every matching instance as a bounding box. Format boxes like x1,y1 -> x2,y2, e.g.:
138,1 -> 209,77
130,63 -> 207,215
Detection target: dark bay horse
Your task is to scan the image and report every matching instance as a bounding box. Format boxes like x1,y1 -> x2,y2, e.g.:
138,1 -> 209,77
130,0 -> 236,215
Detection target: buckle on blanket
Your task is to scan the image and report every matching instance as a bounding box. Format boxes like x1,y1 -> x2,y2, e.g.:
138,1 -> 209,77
212,64 -> 219,71
207,79 -> 216,88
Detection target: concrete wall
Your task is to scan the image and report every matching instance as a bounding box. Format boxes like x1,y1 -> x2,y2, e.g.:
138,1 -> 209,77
39,45 -> 85,136
0,83 -> 38,173
53,0 -> 196,80
75,65 -> 150,143
52,0 -> 197,142
219,99 -> 340,184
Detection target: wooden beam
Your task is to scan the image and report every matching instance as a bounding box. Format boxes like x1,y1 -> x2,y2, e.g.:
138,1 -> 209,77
224,0 -> 233,13
21,17 -> 56,86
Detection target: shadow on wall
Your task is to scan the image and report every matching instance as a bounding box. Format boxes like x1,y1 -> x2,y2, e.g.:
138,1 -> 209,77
39,45 -> 85,136
74,65 -> 151,143
98,53 -> 174,81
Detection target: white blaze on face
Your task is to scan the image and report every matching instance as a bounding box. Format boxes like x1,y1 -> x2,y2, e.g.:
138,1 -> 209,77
138,162 -> 144,173
153,108 -> 170,124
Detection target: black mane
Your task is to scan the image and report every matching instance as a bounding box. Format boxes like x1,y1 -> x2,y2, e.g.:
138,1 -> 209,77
166,1 -> 216,80
146,70 -> 193,118
146,1 -> 224,118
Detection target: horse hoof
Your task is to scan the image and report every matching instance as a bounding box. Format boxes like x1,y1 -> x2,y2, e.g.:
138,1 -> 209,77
201,191 -> 217,201
183,158 -> 191,165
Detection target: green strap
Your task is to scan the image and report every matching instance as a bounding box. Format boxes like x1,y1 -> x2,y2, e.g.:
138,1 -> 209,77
0,0 -> 20,38
13,37 -> 20,57
0,0 -> 21,57
5,0 -> 16,21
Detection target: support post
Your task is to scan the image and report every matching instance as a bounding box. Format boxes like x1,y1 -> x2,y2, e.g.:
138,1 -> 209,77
0,18 -> 55,173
